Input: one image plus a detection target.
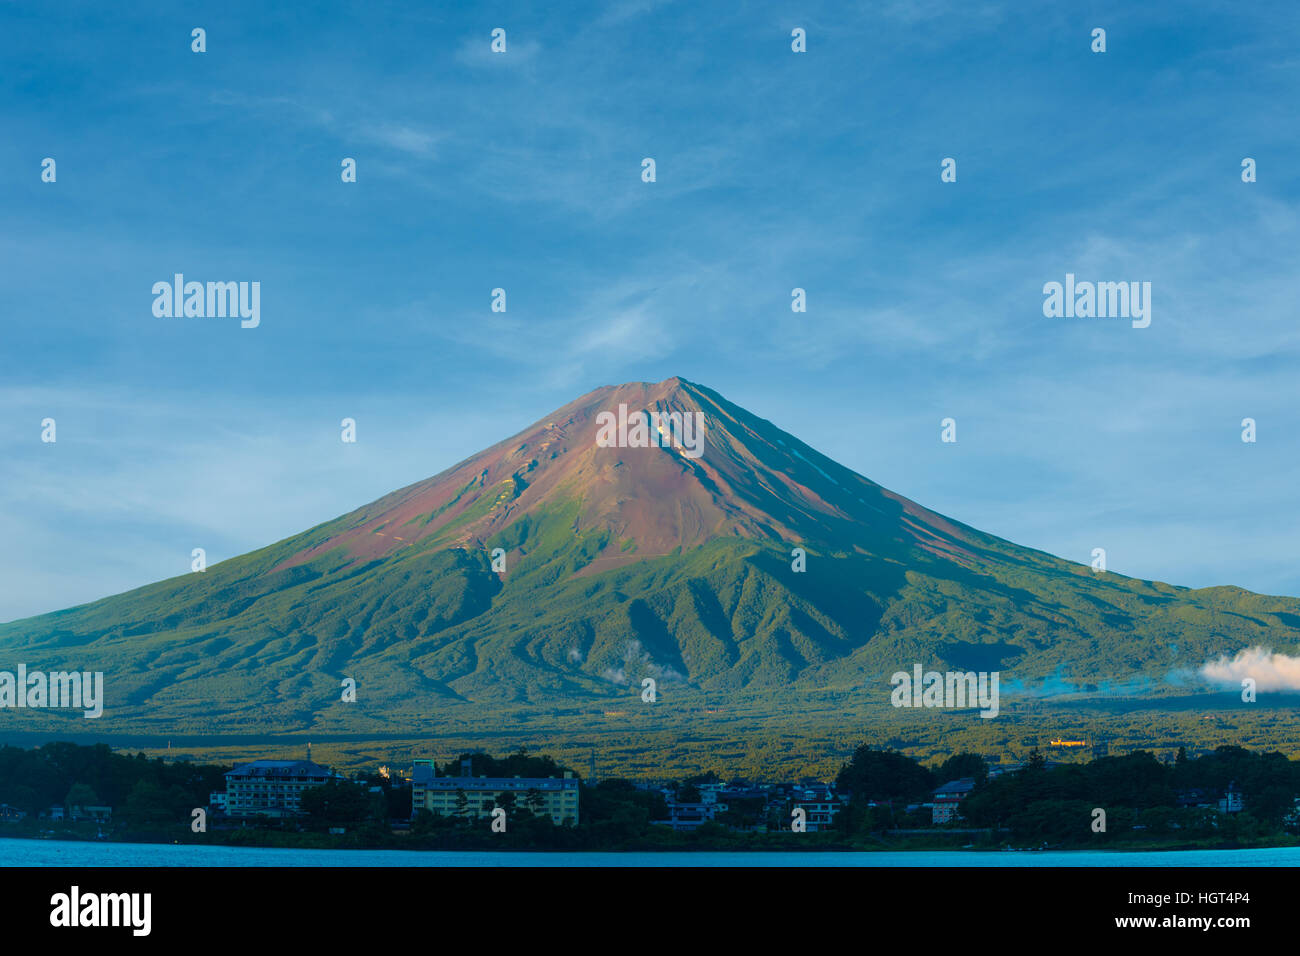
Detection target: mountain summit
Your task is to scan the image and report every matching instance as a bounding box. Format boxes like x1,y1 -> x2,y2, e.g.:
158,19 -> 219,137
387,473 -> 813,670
276,377 -> 986,578
3,377 -> 1297,733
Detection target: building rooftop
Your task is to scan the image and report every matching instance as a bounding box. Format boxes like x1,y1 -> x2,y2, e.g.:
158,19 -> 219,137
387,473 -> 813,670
411,764 -> 577,790
933,777 -> 978,797
226,759 -> 336,779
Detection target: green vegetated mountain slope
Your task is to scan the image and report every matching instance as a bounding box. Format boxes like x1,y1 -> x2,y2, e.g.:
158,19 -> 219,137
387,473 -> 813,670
2,377 -> 1297,734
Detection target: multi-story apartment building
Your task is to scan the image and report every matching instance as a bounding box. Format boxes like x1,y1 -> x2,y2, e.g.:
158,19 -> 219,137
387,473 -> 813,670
410,759 -> 579,826
790,784 -> 842,831
931,777 -> 977,824
655,799 -> 725,831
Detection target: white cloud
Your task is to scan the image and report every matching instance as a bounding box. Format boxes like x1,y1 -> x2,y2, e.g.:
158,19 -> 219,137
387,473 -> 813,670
362,122 -> 440,157
454,34 -> 541,68
1201,647 -> 1300,691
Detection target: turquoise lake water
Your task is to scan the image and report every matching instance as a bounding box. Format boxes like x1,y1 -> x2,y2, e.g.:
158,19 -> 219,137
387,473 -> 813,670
2,837 -> 1296,866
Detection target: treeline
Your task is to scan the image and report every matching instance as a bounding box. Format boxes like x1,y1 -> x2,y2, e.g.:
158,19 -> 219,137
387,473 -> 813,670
438,748 -> 567,780
7,741 -> 1300,850
0,742 -> 685,850
0,742 -> 226,823
836,744 -> 1300,844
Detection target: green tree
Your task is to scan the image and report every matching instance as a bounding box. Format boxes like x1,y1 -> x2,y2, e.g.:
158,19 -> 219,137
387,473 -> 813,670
121,780 -> 171,825
299,778 -> 371,828
836,746 -> 934,802
64,782 -> 100,813
933,753 -> 988,784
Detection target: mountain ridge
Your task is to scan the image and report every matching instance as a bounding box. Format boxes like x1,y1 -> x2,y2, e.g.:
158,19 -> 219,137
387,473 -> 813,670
2,377 -> 1297,734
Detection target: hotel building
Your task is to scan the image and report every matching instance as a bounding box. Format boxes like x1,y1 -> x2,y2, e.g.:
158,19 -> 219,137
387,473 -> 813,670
223,752 -> 341,818
410,758 -> 579,826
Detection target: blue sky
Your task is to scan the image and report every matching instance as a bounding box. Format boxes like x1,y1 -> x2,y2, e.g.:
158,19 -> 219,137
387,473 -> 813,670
2,0 -> 1298,621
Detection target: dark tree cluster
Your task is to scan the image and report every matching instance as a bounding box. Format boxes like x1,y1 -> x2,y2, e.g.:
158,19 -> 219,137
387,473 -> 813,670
0,742 -> 226,824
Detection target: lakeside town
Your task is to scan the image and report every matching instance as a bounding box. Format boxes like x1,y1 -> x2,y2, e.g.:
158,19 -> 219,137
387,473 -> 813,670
2,740 -> 1299,852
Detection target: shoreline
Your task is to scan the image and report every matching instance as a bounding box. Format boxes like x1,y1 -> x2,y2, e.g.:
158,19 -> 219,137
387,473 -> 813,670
4,829 -> 1287,855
